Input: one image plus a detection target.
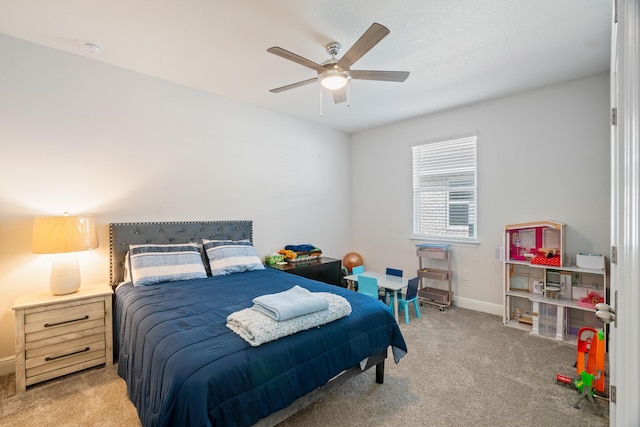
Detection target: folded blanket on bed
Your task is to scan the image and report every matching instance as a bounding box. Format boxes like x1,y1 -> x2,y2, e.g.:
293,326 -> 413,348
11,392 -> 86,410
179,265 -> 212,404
252,285 -> 329,321
227,292 -> 351,346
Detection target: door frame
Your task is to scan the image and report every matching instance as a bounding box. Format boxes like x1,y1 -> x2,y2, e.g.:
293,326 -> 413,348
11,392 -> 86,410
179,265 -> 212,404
609,0 -> 640,424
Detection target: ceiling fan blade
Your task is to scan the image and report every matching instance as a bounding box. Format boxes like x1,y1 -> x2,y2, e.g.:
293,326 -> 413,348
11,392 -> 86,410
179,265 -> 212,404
269,77 -> 318,93
267,47 -> 326,73
349,70 -> 410,82
336,23 -> 390,70
332,87 -> 348,104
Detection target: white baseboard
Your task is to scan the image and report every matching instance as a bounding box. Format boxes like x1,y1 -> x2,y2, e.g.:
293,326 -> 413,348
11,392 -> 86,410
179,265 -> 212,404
453,296 -> 503,317
0,355 -> 15,377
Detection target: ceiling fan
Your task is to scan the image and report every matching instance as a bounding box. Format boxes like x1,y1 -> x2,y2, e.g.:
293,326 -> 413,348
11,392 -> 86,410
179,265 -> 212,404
267,23 -> 410,104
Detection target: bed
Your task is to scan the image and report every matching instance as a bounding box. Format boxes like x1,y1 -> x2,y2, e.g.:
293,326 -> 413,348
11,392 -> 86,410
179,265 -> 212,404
110,220 -> 407,427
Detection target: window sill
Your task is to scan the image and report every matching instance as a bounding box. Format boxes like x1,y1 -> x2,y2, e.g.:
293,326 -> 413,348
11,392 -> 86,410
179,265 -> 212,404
410,235 -> 480,248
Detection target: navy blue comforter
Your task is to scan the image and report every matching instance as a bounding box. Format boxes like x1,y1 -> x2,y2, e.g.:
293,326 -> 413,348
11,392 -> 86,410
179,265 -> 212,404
115,268 -> 407,427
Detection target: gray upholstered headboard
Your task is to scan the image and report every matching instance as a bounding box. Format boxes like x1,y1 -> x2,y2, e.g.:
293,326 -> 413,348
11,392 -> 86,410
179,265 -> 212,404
109,220 -> 253,287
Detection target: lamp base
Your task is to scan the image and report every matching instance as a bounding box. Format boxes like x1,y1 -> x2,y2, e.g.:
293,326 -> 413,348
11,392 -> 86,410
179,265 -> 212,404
49,253 -> 81,295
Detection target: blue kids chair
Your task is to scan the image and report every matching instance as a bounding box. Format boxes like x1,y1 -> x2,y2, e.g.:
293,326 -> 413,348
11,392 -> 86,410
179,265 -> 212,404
382,268 -> 403,302
388,277 -> 421,324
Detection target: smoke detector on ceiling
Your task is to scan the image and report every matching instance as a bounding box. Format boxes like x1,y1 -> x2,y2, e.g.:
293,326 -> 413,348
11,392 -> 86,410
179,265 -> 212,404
83,42 -> 101,54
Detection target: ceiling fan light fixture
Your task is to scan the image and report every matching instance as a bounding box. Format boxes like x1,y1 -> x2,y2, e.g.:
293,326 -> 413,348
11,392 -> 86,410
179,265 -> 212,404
320,70 -> 349,90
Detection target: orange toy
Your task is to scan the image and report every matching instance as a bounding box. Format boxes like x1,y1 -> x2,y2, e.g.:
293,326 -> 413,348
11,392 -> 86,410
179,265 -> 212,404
575,327 -> 606,394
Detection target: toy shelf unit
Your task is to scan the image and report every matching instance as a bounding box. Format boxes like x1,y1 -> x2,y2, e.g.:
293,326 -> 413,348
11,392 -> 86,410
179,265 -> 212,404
502,221 -> 607,345
416,244 -> 453,311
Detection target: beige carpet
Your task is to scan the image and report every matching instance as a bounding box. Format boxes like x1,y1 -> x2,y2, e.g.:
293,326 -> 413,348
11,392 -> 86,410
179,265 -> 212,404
0,306 -> 608,426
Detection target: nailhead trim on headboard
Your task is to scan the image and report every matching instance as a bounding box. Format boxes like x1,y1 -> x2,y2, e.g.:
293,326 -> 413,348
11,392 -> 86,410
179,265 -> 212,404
109,220 -> 253,287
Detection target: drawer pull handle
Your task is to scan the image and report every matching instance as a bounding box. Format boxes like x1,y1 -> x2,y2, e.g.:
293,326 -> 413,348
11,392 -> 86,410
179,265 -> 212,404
44,315 -> 89,328
45,347 -> 90,362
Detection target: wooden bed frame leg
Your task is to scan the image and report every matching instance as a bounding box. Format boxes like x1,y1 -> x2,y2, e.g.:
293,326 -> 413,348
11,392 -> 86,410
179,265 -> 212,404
376,360 -> 385,384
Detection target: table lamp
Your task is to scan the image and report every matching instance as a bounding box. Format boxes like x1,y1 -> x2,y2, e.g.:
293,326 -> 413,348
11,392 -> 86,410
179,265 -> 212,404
32,214 -> 98,295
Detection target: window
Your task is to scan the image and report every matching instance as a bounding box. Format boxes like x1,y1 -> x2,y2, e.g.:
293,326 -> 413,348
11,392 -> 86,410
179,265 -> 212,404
412,135 -> 477,242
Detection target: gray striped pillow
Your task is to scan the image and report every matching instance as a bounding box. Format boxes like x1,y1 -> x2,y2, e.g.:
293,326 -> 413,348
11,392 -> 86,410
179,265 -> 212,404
203,239 -> 265,276
129,243 -> 207,286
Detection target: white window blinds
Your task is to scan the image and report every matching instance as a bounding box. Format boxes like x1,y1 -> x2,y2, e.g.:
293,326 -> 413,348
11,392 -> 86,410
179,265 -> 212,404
412,135 -> 478,242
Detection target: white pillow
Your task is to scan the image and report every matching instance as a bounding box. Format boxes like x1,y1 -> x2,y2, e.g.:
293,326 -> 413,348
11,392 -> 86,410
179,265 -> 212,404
122,251 -> 132,283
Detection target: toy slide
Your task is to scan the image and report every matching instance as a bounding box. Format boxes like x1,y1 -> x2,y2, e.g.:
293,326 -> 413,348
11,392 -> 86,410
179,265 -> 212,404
555,327 -> 606,410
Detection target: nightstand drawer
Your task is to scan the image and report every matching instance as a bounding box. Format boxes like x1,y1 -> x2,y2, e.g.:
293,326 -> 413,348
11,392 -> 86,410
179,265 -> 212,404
25,333 -> 106,382
25,333 -> 105,376
24,299 -> 105,342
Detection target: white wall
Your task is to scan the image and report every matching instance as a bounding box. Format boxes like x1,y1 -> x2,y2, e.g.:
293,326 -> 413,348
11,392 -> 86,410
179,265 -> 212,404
350,73 -> 610,314
0,32 -> 611,372
0,35 -> 351,365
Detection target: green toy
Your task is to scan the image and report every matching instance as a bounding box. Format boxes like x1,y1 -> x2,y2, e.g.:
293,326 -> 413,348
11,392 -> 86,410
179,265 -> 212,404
573,371 -> 597,408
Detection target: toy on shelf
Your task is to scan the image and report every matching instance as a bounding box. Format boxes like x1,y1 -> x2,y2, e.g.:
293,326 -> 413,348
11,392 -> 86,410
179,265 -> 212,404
505,220 -> 565,266
576,291 -> 605,309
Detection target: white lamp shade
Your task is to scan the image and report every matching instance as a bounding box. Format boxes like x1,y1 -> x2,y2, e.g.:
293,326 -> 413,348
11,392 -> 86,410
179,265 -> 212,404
33,215 -> 98,254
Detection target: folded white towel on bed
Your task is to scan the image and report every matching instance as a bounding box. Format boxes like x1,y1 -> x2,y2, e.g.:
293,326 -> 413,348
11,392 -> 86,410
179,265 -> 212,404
227,292 -> 351,346
251,285 -> 330,321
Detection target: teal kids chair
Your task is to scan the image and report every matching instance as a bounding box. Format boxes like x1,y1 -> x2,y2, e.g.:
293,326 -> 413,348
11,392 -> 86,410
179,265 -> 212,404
346,265 -> 365,291
357,275 -> 381,300
388,277 -> 421,324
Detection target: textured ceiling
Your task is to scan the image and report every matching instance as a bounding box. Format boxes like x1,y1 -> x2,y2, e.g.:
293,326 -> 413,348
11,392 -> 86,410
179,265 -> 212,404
0,0 -> 612,133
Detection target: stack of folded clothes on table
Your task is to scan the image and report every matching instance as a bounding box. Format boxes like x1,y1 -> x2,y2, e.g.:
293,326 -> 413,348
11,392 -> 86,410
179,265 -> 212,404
279,244 -> 322,262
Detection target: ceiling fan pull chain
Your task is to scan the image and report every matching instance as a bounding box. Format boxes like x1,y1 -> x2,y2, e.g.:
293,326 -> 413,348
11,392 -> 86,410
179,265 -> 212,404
319,84 -> 323,116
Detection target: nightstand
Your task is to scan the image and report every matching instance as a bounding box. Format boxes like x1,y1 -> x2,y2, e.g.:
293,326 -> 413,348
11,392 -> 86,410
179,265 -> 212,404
267,257 -> 343,286
12,283 -> 113,393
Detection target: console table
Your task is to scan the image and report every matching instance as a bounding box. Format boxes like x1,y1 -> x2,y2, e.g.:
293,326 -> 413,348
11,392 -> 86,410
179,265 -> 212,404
267,257 -> 343,286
